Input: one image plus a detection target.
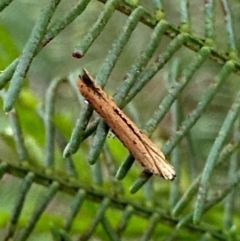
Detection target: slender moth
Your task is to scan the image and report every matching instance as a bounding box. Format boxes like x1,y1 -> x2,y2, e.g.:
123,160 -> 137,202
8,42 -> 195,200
77,69 -> 176,180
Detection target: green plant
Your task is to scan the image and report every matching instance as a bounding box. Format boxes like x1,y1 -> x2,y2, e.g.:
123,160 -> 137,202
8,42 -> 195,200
0,0 -> 240,240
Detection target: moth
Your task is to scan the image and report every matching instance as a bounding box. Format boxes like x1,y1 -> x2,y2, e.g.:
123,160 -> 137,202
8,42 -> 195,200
77,69 -> 176,180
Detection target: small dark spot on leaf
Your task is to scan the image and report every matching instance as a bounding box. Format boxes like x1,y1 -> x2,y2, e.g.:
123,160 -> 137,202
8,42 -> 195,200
72,51 -> 83,59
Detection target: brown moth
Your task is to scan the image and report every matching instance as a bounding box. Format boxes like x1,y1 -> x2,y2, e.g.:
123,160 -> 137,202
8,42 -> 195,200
77,69 -> 176,180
